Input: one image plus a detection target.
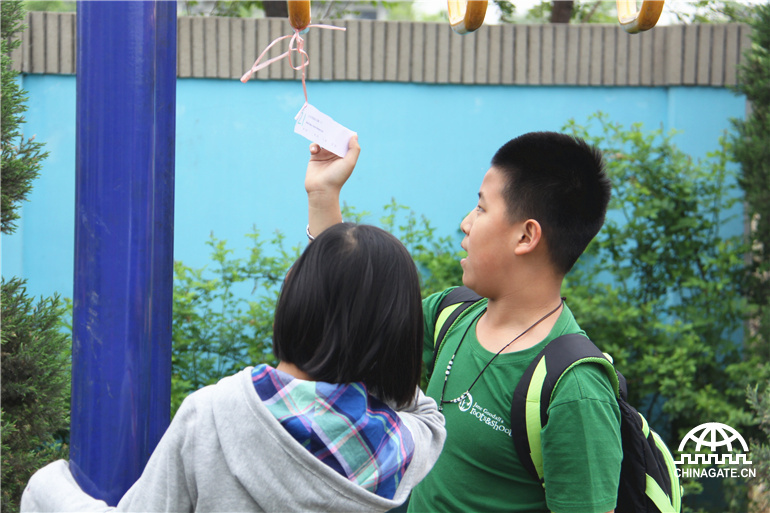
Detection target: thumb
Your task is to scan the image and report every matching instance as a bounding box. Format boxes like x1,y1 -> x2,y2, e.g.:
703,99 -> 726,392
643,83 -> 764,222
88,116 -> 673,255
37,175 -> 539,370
343,135 -> 360,164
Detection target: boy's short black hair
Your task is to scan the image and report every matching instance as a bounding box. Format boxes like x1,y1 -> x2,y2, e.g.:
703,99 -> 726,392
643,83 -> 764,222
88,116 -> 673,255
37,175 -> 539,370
273,223 -> 423,407
492,131 -> 611,275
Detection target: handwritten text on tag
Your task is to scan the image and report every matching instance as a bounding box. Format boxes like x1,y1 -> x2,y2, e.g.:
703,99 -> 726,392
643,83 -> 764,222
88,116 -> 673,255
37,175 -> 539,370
294,104 -> 356,158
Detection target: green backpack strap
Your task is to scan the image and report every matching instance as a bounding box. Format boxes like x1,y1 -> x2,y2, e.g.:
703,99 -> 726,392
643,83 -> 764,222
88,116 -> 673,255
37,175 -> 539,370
510,333 -> 620,484
427,286 -> 483,379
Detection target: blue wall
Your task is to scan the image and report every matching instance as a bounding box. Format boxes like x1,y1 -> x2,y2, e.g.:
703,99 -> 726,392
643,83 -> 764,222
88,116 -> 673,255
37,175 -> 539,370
1,74 -> 746,299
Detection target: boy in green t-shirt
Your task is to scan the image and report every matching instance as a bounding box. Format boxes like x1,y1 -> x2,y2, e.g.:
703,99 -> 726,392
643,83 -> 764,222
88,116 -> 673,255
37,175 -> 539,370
304,132 -> 621,513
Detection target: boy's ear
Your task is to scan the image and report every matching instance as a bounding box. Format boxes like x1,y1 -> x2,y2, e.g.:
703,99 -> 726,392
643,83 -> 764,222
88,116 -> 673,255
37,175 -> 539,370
513,219 -> 542,256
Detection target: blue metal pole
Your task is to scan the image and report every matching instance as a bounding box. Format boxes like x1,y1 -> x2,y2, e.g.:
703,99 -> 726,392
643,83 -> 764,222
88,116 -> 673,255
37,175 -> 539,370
71,1 -> 176,505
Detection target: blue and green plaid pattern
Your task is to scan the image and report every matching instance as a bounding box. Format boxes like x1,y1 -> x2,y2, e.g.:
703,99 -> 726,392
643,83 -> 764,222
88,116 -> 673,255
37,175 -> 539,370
251,364 -> 414,499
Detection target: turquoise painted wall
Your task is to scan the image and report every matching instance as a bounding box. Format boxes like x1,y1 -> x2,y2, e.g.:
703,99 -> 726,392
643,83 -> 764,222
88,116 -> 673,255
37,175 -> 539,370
1,74 -> 746,300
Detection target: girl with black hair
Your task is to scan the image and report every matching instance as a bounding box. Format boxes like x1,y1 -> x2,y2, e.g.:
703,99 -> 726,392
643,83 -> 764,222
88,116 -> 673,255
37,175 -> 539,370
22,218 -> 446,512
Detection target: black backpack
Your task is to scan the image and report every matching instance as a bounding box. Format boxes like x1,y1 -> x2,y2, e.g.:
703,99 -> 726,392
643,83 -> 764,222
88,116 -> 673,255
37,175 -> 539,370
431,286 -> 682,513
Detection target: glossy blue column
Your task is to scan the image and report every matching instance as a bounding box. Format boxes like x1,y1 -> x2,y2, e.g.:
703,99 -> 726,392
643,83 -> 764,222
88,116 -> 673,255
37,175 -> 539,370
71,1 -> 176,505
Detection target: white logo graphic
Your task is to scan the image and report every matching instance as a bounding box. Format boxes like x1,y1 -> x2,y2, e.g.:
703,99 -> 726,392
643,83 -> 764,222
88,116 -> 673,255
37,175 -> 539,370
674,422 -> 753,467
459,397 -> 512,437
458,392 -> 473,412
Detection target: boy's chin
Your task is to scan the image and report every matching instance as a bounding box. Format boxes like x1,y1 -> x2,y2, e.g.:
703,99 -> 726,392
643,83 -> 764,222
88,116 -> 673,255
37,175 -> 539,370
460,275 -> 485,298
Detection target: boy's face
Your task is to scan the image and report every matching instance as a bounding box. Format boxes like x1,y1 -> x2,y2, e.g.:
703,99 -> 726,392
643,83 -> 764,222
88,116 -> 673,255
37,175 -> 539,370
460,167 -> 519,298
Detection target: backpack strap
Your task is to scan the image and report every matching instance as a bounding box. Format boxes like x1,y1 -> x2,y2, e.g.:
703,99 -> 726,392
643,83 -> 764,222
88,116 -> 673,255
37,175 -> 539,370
428,286 -> 483,378
510,333 -> 621,484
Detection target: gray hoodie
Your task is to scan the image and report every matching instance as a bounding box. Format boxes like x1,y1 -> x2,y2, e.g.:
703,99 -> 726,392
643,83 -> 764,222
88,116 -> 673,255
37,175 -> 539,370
21,368 -> 446,513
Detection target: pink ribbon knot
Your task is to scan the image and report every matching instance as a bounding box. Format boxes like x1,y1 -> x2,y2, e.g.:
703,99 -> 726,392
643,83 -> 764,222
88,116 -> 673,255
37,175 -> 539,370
240,23 -> 346,104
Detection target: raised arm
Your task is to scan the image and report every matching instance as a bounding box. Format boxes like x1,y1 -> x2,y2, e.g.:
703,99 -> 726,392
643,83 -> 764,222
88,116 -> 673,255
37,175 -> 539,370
305,136 -> 360,239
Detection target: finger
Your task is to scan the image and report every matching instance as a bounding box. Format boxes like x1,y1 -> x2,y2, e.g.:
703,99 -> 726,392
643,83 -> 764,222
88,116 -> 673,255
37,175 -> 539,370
309,145 -> 336,162
343,135 -> 361,165
310,146 -> 337,161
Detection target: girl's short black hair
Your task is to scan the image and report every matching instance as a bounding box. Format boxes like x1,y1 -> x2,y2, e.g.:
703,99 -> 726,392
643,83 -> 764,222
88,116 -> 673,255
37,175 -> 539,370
491,131 -> 612,275
273,223 -> 423,407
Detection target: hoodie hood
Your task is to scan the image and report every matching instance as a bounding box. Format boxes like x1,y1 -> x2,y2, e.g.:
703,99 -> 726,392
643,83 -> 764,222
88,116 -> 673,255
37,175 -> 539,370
209,369 -> 443,512
248,364 -> 414,500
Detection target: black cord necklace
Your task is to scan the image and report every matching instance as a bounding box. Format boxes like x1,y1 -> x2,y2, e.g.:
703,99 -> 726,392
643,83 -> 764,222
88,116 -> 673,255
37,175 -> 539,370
438,298 -> 565,413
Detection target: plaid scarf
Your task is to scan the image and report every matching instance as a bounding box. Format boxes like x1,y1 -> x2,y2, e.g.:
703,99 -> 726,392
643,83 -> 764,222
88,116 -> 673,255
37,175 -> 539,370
251,364 -> 414,500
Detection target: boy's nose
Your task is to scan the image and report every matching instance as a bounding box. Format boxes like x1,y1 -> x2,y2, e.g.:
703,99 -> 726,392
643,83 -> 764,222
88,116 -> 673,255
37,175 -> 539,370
461,211 -> 473,235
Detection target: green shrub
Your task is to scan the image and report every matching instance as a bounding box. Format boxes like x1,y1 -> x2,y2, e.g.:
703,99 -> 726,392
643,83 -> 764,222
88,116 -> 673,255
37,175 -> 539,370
564,113 -> 769,505
171,229 -> 298,415
747,382 -> 770,512
1,0 -> 48,235
1,278 -> 70,512
1,2 -> 69,512
731,4 -> 770,438
732,7 -> 770,510
732,3 -> 770,291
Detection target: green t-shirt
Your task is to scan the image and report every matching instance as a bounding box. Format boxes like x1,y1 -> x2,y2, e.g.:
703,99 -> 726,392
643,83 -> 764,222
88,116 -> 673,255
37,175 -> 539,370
408,289 -> 622,513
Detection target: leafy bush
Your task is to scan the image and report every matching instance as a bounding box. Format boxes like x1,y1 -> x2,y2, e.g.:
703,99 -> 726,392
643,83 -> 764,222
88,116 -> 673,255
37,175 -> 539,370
1,2 -> 69,512
732,5 -> 770,510
747,382 -> 770,512
563,113 -> 769,504
171,230 -> 299,414
1,0 -> 48,235
731,2 -> 770,380
1,279 -> 70,512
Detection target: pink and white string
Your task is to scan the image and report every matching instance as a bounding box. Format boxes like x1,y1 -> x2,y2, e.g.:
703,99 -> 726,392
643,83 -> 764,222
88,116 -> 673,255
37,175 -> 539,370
240,23 -> 346,105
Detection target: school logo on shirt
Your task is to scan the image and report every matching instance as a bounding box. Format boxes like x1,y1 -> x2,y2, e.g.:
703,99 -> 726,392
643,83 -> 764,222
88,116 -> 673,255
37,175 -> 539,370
460,399 -> 512,437
674,422 -> 756,479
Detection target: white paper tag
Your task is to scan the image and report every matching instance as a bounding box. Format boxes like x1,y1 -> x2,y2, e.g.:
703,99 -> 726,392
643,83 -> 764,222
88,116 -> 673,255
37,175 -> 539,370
294,103 -> 356,158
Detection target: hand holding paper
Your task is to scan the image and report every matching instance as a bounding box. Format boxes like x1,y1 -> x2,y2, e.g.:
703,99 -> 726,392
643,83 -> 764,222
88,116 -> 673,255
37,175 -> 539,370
305,133 -> 360,196
295,103 -> 357,158
304,131 -> 359,238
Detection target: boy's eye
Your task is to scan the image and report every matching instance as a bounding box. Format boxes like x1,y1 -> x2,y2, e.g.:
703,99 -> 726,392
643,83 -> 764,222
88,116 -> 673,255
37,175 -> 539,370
476,205 -> 484,212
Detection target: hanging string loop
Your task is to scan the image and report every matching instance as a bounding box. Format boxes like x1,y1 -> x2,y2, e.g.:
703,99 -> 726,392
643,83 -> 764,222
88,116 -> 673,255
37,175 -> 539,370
240,23 -> 346,104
